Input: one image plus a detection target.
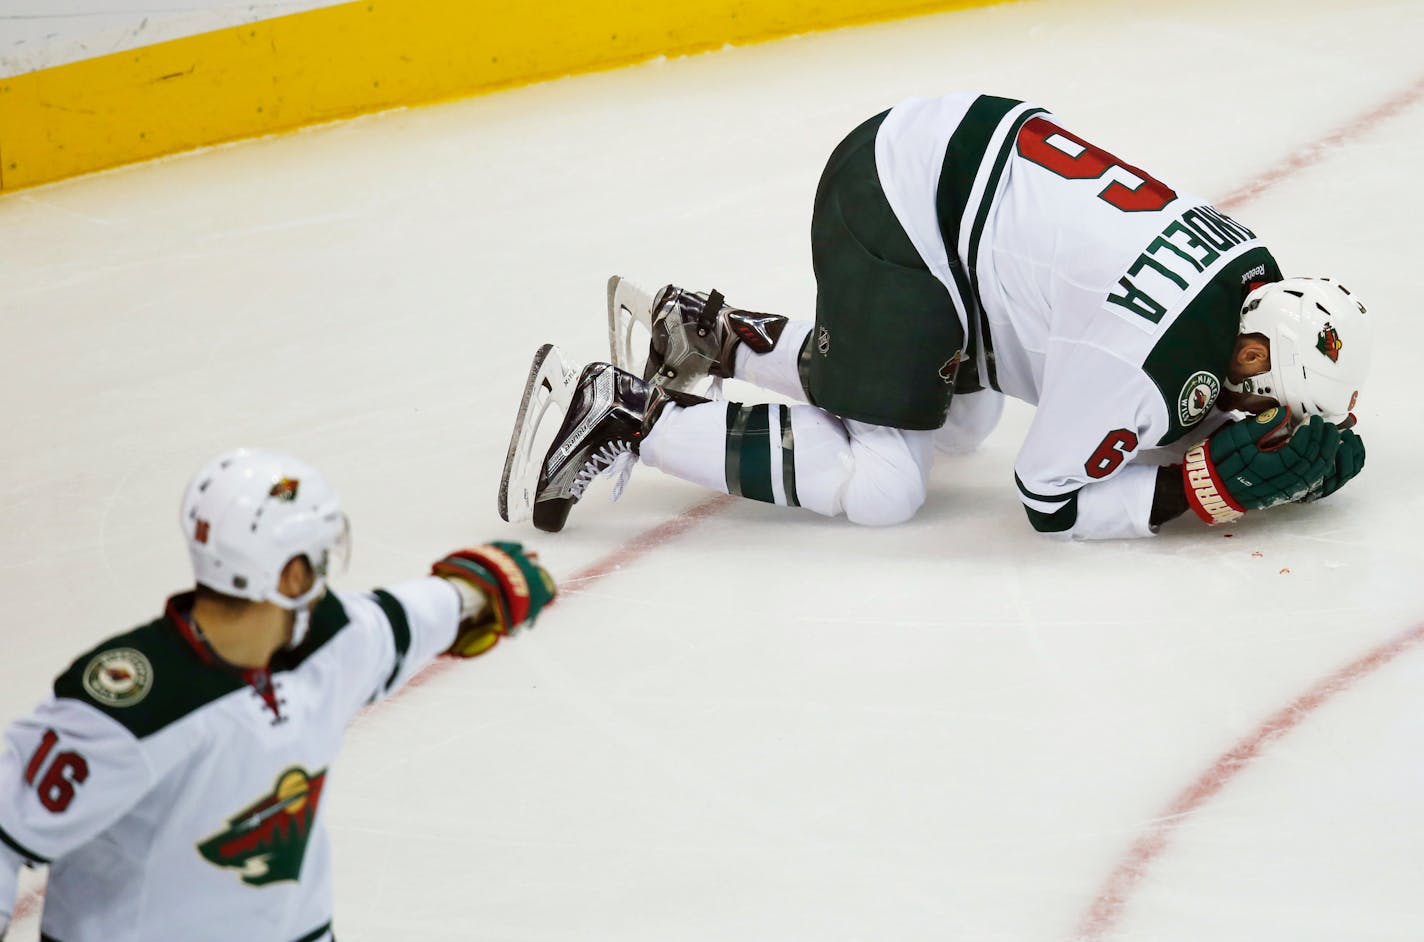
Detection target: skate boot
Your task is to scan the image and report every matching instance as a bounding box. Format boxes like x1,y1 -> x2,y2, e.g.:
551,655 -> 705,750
607,276 -> 789,395
498,344 -> 707,533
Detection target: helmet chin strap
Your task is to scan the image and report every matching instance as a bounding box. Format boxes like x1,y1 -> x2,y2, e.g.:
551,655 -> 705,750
1219,375 -> 1282,417
268,578 -> 327,649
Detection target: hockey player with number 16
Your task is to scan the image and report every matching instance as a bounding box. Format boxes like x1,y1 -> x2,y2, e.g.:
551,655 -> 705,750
0,449 -> 556,942
501,92 -> 1372,538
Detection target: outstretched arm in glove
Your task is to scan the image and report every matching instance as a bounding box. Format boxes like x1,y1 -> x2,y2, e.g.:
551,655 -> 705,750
433,542 -> 557,656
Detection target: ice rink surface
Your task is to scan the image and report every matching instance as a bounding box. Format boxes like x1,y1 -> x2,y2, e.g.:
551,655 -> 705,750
2,0 -> 1422,938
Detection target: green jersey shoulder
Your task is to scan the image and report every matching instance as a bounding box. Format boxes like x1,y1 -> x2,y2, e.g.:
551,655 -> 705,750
53,592 -> 353,739
1138,232 -> 1282,446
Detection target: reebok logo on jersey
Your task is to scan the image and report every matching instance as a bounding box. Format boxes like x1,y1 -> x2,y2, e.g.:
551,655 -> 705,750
1177,371 -> 1220,427
198,766 -> 328,886
1240,265 -> 1267,285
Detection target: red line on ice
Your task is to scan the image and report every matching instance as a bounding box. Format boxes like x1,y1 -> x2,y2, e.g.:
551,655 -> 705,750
560,493 -> 739,588
1216,74 -> 1424,211
398,493 -> 736,693
1073,623 -> 1424,940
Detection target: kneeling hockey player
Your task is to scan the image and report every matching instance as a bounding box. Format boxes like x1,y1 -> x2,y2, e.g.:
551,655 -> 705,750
0,449 -> 555,942
500,92 -> 1371,540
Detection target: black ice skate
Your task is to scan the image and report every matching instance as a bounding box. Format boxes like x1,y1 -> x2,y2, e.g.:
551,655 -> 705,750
606,275 -> 788,396
499,344 -> 704,533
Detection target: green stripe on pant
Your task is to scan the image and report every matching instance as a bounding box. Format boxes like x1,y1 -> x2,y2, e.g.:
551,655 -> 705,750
726,403 -> 800,506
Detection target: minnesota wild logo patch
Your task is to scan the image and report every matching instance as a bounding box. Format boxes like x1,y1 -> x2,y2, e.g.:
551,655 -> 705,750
1316,323 -> 1343,362
1177,371 -> 1220,427
198,766 -> 327,886
82,648 -> 153,707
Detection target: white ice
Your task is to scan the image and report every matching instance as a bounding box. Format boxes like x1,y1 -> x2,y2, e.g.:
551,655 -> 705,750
1,0 -> 1422,939
0,2 -> 334,77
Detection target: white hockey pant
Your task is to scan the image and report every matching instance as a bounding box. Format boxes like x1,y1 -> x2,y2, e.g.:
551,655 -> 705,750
639,321 -> 937,526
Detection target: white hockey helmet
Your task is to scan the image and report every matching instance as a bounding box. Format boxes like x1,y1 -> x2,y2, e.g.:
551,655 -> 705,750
180,449 -> 350,611
1236,277 -> 1371,424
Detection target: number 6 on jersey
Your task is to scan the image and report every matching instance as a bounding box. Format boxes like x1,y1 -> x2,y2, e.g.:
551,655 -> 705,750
1086,429 -> 1139,479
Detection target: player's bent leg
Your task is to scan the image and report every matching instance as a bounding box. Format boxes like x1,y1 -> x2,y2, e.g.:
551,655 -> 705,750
635,399 -> 738,494
732,320 -> 814,402
640,400 -> 933,526
841,420 -> 935,526
933,388 -> 1007,455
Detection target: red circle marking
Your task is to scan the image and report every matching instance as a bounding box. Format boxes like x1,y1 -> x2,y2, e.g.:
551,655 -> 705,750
1074,623 -> 1424,940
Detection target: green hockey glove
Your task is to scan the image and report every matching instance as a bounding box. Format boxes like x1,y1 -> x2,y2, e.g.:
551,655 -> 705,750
1182,408 -> 1340,525
1302,427 -> 1365,502
433,542 -> 557,657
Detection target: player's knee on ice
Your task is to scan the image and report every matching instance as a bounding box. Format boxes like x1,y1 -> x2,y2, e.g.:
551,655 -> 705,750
837,420 -> 934,526
751,408 -> 930,526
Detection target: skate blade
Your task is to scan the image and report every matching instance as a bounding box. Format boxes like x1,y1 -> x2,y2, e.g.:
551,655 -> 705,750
498,343 -> 578,524
607,275 -> 654,379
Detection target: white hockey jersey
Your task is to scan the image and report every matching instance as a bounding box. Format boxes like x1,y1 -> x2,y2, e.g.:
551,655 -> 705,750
0,578 -> 460,942
877,93 -> 1281,538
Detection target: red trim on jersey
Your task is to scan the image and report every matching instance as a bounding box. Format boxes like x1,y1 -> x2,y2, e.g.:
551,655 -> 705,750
164,593 -> 281,719
242,668 -> 281,717
166,593 -> 214,665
